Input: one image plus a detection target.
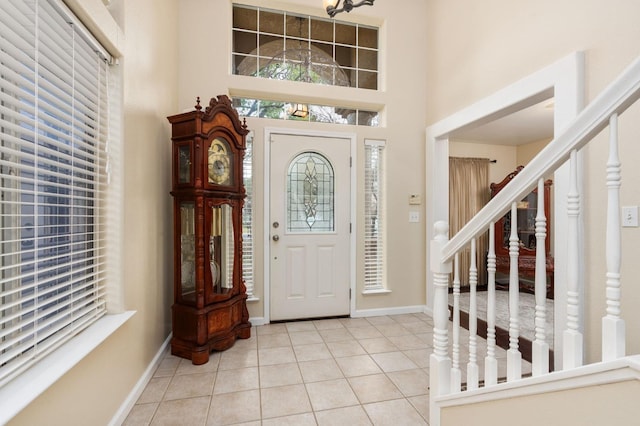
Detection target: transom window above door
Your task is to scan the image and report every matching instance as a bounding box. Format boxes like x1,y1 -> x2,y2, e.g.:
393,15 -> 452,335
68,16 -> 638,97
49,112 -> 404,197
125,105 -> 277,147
232,4 -> 379,90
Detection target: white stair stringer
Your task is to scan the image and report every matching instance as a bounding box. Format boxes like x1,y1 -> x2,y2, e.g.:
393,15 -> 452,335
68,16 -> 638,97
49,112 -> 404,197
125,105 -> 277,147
434,355 -> 640,411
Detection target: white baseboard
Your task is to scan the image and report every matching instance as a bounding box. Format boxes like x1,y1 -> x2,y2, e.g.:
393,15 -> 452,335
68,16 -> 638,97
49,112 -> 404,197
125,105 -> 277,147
248,316 -> 268,326
250,308 -> 430,326
435,355 -> 640,409
352,305 -> 427,318
109,333 -> 171,426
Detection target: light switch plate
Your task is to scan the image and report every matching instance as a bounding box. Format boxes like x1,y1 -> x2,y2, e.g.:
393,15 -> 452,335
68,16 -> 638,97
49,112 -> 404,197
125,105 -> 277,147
622,206 -> 639,227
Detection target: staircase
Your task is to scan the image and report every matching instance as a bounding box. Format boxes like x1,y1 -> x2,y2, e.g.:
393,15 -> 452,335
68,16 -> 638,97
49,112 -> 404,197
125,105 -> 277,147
429,56 -> 640,425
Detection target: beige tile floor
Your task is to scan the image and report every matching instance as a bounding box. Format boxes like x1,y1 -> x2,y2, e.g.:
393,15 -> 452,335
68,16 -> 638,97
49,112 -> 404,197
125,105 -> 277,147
123,313 -> 434,426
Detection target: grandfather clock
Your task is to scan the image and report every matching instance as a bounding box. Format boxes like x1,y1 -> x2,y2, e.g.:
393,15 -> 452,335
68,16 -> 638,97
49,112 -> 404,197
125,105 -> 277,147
167,95 -> 251,364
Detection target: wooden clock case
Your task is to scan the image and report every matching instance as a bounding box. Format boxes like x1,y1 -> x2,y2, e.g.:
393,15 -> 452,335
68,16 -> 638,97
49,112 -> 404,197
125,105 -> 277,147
167,95 -> 251,364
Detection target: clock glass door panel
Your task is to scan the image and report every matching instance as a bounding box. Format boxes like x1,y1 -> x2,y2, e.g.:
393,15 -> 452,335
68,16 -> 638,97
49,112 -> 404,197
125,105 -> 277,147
177,144 -> 192,184
179,201 -> 196,301
208,203 -> 235,296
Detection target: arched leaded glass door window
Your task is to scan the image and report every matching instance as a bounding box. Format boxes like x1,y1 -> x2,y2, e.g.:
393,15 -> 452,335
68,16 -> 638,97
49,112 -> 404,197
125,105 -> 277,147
287,152 -> 334,232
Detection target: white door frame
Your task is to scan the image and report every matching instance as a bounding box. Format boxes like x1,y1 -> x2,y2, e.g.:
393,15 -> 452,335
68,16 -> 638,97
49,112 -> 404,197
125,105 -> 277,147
263,127 -> 357,324
425,51 -> 585,369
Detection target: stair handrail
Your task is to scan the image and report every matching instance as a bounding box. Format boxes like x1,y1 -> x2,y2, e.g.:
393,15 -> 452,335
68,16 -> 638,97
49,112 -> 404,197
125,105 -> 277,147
440,56 -> 640,264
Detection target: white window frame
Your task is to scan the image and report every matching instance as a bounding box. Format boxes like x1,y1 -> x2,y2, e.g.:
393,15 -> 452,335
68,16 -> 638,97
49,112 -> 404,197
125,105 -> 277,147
363,139 -> 389,294
0,1 -> 130,422
242,131 -> 256,299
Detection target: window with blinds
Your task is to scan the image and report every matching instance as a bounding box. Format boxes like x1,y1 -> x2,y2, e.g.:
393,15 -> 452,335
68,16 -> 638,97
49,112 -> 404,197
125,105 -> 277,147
364,140 -> 385,291
0,0 -> 115,386
242,132 -> 254,298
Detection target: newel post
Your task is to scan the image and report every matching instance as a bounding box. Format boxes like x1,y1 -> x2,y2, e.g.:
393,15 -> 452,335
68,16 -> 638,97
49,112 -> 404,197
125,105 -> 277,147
430,221 -> 452,426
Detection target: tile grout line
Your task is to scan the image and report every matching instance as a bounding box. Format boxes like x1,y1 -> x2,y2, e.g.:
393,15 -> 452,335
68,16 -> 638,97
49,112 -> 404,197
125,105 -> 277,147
128,315 -> 438,425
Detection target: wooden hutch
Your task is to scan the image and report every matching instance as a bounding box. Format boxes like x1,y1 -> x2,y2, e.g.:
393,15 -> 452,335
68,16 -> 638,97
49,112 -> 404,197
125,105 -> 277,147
490,166 -> 554,299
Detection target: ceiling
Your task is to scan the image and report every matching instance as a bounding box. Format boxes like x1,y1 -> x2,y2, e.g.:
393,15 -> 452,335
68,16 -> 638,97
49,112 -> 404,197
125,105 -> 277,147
451,98 -> 555,146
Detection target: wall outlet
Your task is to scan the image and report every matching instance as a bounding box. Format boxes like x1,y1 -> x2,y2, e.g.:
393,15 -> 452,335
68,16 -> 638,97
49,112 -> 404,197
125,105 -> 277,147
622,206 -> 639,227
409,211 -> 420,223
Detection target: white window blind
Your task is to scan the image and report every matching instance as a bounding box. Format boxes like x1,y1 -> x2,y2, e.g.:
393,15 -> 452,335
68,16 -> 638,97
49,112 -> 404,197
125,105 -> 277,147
0,0 -> 113,386
242,132 -> 254,298
364,139 -> 385,291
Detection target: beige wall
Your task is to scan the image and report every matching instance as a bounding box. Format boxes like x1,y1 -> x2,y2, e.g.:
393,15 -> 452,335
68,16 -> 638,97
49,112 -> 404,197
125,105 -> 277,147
517,138 -> 552,167
441,379 -> 640,426
426,0 -> 640,364
10,0 -> 640,423
176,0 -> 430,316
10,0 -> 179,424
449,140 -> 517,185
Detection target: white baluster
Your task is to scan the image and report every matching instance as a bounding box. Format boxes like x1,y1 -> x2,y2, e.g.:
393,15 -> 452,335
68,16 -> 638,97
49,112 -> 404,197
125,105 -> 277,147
533,178 -> 550,375
451,253 -> 462,392
485,223 -> 498,386
603,113 -> 625,361
508,202 -> 522,381
564,149 -> 583,369
467,238 -> 479,390
430,221 -> 452,426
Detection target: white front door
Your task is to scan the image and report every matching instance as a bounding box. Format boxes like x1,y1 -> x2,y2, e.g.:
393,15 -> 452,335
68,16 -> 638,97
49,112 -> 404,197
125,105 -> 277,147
269,133 -> 351,321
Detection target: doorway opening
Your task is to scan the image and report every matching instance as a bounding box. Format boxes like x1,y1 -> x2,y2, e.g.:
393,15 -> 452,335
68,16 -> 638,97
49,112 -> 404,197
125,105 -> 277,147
264,129 -> 356,323
425,52 -> 585,369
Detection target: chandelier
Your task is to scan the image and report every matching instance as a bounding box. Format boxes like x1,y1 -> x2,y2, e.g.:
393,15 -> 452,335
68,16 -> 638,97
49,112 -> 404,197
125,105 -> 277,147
323,0 -> 375,18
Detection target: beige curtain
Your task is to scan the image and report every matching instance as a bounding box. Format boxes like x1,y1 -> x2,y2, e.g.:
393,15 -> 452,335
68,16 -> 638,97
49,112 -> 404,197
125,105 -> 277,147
449,157 -> 491,287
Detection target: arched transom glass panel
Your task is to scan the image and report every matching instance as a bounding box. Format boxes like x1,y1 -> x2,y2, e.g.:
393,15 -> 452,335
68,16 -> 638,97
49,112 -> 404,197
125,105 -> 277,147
287,152 -> 334,232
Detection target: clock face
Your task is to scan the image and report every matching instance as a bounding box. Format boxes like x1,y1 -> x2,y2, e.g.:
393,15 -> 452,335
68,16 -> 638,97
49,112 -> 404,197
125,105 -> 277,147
208,137 -> 232,185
